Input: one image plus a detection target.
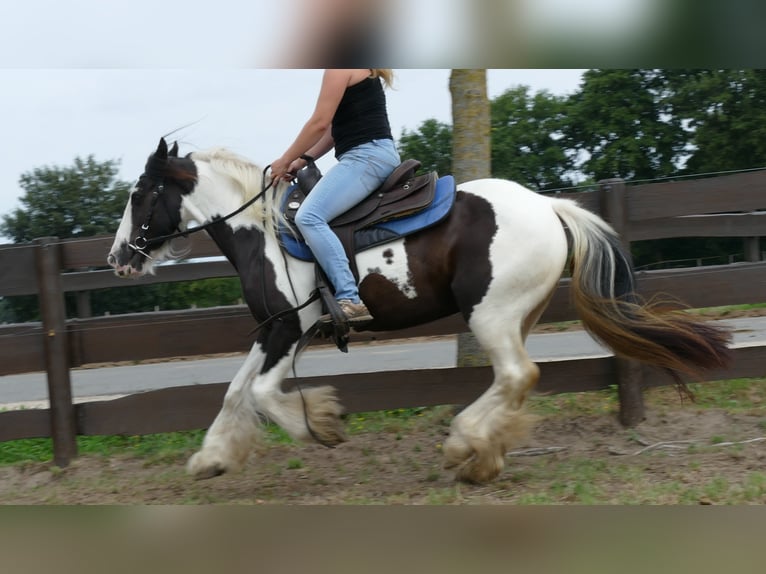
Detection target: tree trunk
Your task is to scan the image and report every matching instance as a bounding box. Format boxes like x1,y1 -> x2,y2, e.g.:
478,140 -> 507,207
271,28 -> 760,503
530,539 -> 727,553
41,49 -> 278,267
450,70 -> 492,368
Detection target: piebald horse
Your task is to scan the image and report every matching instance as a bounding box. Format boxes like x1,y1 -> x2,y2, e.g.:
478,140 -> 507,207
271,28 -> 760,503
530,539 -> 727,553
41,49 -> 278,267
107,138 -> 730,484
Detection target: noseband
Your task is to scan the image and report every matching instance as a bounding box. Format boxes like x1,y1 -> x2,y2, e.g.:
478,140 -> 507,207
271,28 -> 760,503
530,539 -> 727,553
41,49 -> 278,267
128,181 -> 165,259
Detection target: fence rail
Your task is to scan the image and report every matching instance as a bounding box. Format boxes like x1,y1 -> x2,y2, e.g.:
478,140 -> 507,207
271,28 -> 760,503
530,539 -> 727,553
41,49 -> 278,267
1,173 -> 765,465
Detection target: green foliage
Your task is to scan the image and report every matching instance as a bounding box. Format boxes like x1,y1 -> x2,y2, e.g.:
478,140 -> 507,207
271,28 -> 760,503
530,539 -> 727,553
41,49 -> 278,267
669,69 -> 766,174
0,430 -> 206,465
490,86 -> 576,191
563,69 -> 688,181
398,119 -> 453,176
87,277 -> 243,317
0,295 -> 38,323
0,155 -> 130,242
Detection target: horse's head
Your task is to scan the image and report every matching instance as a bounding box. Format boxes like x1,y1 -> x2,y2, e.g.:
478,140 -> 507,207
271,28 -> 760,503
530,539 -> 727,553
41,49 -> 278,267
107,137 -> 197,277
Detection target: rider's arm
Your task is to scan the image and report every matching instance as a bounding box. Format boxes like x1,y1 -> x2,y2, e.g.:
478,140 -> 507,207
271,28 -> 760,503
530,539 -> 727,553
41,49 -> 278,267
272,70 -> 351,179
288,126 -> 334,172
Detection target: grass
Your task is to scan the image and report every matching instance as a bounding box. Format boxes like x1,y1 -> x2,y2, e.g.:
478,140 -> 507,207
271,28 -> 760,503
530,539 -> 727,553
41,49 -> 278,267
688,302 -> 766,315
344,406 -> 437,435
526,377 -> 766,419
0,406 -> 448,468
648,377 -> 766,414
0,379 -> 763,468
0,430 -> 207,466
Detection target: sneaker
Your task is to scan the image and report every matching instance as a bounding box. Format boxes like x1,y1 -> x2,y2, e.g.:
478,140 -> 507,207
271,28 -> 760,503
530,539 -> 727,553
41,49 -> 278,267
319,299 -> 373,323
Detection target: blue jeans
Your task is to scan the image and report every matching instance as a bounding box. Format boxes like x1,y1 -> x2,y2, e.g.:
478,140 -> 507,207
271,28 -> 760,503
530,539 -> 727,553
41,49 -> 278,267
295,138 -> 400,302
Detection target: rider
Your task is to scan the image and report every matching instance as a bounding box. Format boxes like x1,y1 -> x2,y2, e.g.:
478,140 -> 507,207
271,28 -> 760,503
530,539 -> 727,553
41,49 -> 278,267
270,69 -> 400,323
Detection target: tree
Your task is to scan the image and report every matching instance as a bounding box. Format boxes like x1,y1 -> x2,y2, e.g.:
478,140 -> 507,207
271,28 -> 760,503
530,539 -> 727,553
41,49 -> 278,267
564,69 -> 688,182
565,69 -> 760,268
397,119 -> 453,176
1,156 -> 130,243
490,86 -> 576,191
450,69 -> 492,368
0,156 -> 131,322
399,85 -> 577,191
669,69 -> 766,174
450,69 -> 491,182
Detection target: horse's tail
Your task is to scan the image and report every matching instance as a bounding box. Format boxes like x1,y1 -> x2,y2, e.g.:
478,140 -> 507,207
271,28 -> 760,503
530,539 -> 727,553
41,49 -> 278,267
550,198 -> 731,381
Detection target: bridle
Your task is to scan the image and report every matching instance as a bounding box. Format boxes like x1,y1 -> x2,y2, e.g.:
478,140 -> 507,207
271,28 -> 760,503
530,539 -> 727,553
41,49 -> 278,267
129,165 -> 275,259
128,180 -> 165,259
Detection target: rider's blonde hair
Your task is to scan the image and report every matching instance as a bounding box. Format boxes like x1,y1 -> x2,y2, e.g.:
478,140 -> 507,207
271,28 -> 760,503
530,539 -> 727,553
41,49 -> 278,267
371,69 -> 394,88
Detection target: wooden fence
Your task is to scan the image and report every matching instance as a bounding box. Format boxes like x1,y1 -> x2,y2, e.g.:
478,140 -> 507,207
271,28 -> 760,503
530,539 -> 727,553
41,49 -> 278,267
1,174 -> 764,466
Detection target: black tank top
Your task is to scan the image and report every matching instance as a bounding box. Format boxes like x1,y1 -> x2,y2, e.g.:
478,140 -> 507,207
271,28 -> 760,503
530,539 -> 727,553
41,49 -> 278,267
332,76 -> 393,158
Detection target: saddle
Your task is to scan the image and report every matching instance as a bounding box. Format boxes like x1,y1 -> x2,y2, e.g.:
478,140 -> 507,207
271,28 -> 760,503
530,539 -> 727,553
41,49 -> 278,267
283,158 -> 438,281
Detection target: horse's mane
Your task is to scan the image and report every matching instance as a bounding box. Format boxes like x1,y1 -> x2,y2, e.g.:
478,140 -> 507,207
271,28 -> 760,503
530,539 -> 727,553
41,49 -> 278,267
190,147 -> 290,236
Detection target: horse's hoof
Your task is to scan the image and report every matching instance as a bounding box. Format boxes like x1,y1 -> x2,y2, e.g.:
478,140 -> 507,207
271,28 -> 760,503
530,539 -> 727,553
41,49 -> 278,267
452,455 -> 504,484
443,433 -> 504,484
192,465 -> 226,481
187,452 -> 227,480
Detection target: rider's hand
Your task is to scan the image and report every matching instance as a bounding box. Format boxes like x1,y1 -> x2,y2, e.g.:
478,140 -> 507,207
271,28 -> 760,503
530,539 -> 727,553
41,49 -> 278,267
287,157 -> 307,174
270,157 -> 295,182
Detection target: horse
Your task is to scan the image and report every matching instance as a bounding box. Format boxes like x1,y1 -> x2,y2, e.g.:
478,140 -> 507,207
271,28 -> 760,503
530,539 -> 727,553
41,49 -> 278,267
107,138 -> 731,484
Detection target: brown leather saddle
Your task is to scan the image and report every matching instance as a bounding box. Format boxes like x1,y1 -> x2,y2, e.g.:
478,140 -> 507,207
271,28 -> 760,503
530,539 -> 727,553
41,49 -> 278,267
283,158 -> 438,280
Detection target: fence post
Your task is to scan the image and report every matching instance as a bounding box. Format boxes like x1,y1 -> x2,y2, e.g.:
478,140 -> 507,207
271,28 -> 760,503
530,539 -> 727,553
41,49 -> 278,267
743,237 -> 761,262
598,179 -> 646,426
34,237 -> 77,466
75,290 -> 92,318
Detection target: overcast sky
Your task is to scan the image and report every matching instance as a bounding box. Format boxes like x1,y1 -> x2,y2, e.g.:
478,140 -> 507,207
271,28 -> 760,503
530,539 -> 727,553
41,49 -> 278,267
0,69 -> 584,227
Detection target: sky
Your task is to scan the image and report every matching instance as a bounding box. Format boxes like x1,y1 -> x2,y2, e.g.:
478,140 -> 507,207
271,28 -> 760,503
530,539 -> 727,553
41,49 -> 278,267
0,69 -> 585,228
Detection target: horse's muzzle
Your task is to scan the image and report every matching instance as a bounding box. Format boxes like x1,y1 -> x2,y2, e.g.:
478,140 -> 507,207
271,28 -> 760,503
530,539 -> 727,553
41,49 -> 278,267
107,249 -> 145,278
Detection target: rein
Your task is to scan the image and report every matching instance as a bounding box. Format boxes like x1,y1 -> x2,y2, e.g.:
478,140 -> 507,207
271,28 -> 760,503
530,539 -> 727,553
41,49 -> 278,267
129,165 -> 275,257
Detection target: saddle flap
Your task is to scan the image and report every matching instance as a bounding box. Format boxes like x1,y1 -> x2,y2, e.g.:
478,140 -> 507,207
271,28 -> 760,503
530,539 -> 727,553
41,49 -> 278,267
378,159 -> 421,193
331,170 -> 435,227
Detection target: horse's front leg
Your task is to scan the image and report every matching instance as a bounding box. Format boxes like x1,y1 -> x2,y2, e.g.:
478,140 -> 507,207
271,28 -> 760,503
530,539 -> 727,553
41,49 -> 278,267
250,333 -> 347,448
187,319 -> 347,480
187,339 -> 268,480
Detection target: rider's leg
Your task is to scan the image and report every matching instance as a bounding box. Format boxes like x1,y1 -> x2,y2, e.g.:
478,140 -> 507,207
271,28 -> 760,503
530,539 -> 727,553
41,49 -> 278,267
294,139 -> 399,304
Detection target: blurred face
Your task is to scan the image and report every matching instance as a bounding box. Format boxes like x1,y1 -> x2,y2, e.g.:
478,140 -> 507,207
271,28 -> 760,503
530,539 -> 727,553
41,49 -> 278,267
280,0 -> 387,66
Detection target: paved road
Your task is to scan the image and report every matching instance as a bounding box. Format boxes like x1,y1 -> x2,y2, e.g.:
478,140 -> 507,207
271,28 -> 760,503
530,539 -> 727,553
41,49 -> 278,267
1,316 -> 764,407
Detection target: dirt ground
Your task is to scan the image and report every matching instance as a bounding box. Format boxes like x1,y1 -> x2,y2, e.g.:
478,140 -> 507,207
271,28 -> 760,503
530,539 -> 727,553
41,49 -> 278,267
1,307 -> 763,505
0,401 -> 764,505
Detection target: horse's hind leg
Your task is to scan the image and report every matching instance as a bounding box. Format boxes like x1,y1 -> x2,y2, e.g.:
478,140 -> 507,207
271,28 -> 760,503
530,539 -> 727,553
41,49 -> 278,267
443,322 -> 541,483
443,266 -> 559,483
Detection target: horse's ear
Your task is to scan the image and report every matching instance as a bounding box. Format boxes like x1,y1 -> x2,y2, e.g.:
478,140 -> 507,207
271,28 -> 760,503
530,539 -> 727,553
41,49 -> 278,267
169,141 -> 179,157
156,137 -> 168,160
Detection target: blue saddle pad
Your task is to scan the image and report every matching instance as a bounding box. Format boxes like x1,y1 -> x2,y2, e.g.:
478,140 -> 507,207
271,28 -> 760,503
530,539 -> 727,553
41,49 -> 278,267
280,175 -> 455,261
